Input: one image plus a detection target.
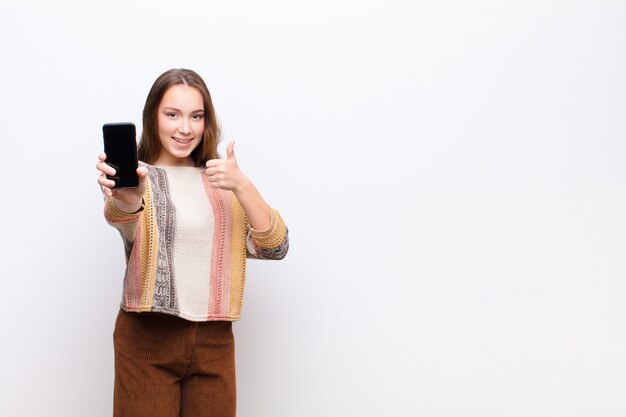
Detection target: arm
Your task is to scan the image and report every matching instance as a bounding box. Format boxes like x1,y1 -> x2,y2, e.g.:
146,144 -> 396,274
246,209 -> 289,260
232,177 -> 272,230
205,141 -> 270,229
96,153 -> 148,214
97,153 -> 148,244
206,141 -> 289,259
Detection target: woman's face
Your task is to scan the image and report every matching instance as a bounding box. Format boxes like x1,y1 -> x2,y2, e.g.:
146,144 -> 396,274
154,84 -> 205,166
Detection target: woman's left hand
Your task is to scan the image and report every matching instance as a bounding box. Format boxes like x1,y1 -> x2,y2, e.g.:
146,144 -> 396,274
205,141 -> 251,193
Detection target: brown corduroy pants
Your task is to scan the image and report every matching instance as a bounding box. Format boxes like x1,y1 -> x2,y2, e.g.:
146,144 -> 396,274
113,309 -> 236,417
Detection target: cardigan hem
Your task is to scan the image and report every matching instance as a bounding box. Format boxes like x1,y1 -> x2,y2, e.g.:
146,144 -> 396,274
121,305 -> 241,322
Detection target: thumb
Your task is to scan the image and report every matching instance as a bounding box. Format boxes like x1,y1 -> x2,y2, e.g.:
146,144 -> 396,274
227,140 -> 236,160
137,166 -> 149,184
137,166 -> 149,178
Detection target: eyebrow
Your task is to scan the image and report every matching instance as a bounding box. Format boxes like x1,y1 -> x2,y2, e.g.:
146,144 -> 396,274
163,107 -> 204,113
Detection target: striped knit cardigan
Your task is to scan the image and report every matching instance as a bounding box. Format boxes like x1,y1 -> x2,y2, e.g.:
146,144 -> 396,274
104,164 -> 289,322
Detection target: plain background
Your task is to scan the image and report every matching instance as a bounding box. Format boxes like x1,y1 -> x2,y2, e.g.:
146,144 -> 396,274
1,1 -> 625,416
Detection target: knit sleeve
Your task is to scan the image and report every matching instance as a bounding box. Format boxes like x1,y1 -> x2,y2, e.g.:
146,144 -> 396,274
246,209 -> 289,260
104,197 -> 144,245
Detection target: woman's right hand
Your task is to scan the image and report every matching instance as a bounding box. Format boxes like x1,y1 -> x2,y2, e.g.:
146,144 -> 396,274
96,153 -> 148,213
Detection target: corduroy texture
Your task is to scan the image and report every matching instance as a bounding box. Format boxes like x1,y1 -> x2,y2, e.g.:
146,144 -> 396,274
113,310 -> 236,417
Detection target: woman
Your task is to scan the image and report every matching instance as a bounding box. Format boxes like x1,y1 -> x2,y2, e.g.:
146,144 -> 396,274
96,68 -> 289,417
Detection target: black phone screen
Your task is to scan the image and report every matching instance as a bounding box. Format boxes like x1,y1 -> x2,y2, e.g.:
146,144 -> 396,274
102,123 -> 139,189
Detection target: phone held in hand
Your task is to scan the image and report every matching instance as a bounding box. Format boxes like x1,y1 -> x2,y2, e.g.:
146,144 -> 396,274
102,123 -> 139,189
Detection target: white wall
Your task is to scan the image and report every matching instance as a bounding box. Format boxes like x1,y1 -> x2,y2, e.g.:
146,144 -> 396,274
1,1 -> 625,416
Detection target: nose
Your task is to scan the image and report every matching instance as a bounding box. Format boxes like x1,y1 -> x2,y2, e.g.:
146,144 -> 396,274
178,118 -> 191,135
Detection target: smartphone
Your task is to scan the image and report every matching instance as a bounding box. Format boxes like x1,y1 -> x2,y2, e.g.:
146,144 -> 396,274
102,122 -> 139,188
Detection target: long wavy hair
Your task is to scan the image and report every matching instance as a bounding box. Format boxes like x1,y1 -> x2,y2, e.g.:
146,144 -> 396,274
137,68 -> 221,166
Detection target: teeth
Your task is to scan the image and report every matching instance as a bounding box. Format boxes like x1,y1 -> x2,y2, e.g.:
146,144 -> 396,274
173,137 -> 192,144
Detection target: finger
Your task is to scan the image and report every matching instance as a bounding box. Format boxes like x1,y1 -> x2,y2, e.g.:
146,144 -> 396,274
96,161 -> 116,176
207,160 -> 227,171
98,174 -> 116,189
206,173 -> 219,183
137,166 -> 149,178
206,159 -> 221,169
207,174 -> 226,184
98,153 -> 107,162
209,180 -> 224,190
205,167 -> 221,176
226,141 -> 235,160
103,178 -> 117,189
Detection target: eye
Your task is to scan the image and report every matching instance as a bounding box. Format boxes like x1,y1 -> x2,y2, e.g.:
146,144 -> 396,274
192,114 -> 204,120
166,112 -> 177,118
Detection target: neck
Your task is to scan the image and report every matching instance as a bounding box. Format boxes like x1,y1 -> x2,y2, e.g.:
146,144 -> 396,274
154,155 -> 195,167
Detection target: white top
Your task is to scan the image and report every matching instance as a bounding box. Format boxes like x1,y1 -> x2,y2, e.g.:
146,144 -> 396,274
160,166 -> 215,321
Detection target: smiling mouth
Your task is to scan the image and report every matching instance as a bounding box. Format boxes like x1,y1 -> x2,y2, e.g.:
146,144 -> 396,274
172,137 -> 193,144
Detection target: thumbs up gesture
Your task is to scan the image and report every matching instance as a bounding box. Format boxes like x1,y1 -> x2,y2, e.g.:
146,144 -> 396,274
205,141 -> 250,192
